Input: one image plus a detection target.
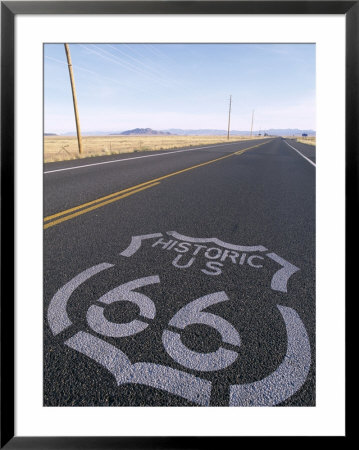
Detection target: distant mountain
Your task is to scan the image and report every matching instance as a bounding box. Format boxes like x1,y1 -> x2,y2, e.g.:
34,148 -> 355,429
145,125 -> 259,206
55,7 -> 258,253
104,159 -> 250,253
59,128 -> 315,137
165,128 -> 315,136
166,129 -> 229,136
264,129 -> 316,136
62,131 -> 110,136
44,133 -> 58,136
117,128 -> 172,136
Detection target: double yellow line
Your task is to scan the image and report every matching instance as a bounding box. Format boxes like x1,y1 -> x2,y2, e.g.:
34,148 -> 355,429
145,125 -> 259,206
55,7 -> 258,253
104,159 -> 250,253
44,140 -> 270,229
43,182 -> 160,229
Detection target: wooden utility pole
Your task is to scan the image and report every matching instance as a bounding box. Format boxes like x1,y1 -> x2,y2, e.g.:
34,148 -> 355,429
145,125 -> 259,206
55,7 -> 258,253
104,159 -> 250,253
227,95 -> 232,140
250,109 -> 255,138
64,43 -> 83,155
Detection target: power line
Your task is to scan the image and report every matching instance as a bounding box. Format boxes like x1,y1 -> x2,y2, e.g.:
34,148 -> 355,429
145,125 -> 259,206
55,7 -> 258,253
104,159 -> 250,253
227,95 -> 232,140
250,109 -> 255,138
64,43 -> 83,155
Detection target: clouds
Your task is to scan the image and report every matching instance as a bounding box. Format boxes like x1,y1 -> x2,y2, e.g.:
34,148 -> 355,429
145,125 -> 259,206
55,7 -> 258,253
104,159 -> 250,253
247,96 -> 316,130
44,43 -> 315,133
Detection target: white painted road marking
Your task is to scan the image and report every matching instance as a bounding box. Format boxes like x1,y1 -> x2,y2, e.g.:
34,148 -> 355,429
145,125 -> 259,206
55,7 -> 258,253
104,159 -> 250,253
44,141 -> 247,174
229,305 -> 311,406
49,266 -> 311,406
120,233 -> 163,257
163,291 -> 241,372
163,330 -> 239,372
167,231 -> 267,252
65,330 -> 212,406
266,252 -> 300,293
47,225 -> 308,406
120,232 -> 267,257
284,140 -> 316,167
87,275 -> 159,338
120,231 -> 299,291
47,262 -> 113,335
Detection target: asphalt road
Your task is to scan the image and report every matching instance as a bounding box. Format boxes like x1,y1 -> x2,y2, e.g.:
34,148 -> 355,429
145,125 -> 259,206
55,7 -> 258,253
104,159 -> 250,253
43,137 -> 315,407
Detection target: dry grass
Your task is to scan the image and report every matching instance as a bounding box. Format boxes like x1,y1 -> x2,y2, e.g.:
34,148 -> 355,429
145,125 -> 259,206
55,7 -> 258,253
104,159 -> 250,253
295,136 -> 316,146
44,135 -> 269,163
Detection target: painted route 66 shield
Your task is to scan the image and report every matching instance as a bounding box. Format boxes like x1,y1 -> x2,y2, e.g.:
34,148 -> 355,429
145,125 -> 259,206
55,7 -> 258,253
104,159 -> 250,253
46,231 -> 312,406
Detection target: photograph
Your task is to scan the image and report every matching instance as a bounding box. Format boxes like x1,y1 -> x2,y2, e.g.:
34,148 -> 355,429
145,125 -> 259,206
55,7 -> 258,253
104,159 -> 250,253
43,42 -> 316,407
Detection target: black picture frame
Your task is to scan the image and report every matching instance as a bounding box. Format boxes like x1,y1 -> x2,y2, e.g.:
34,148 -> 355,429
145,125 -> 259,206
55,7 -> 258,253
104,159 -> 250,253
1,1 -> 354,447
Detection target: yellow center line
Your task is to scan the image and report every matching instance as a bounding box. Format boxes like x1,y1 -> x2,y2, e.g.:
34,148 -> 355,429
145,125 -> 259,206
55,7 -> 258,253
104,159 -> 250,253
44,182 -> 160,229
44,140 -> 270,229
44,180 -> 158,222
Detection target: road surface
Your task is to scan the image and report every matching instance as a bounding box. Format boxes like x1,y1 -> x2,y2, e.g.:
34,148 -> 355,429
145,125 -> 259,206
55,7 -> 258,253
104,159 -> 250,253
43,137 -> 315,407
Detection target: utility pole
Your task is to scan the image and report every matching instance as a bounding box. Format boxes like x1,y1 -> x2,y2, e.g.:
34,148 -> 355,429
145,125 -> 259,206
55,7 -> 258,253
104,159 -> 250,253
227,95 -> 232,140
250,109 -> 255,138
64,43 -> 83,155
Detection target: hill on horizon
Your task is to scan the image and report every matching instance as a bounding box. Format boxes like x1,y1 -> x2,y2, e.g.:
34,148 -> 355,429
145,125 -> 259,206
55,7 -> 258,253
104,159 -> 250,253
54,128 -> 315,137
114,128 -> 172,136
165,128 -> 316,136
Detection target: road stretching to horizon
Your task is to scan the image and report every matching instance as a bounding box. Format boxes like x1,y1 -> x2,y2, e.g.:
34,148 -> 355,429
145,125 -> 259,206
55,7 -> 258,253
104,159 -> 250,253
43,137 -> 315,407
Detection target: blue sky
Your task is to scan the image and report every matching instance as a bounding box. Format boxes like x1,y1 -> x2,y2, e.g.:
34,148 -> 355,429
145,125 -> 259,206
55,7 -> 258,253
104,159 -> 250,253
44,43 -> 315,134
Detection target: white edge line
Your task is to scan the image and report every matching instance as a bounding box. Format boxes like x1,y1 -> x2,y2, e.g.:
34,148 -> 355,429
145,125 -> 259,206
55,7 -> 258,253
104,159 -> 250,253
44,141 -> 252,174
284,140 -> 316,167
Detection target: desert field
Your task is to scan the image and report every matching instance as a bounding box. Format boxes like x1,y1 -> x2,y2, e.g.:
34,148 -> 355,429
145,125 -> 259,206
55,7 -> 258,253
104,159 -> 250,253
44,135 -> 269,162
295,136 -> 316,146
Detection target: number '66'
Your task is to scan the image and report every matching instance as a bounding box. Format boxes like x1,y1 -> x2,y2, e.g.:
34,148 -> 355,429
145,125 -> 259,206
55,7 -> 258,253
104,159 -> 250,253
86,276 -> 241,372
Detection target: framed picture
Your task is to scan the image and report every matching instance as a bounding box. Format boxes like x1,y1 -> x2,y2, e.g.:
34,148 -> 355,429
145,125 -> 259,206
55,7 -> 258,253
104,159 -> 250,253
1,0 -> 353,446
